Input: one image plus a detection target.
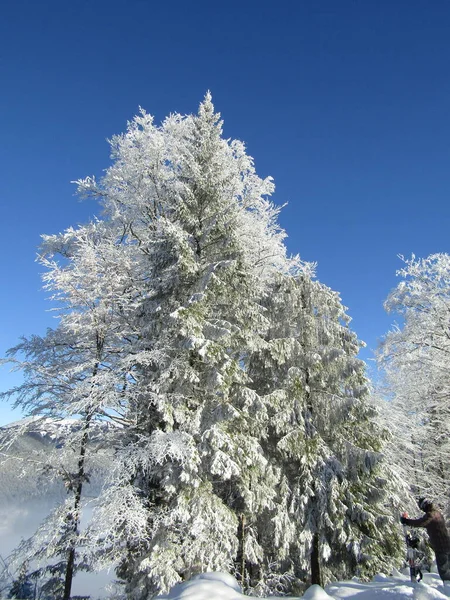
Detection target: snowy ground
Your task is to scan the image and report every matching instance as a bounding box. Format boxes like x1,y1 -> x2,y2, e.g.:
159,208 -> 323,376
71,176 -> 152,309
156,570 -> 450,600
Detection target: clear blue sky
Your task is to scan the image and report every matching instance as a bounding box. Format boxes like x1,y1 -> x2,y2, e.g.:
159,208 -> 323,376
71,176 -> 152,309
1,0 -> 449,425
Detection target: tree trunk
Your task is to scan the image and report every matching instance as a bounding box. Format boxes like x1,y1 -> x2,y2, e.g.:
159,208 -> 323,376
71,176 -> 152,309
301,284 -> 322,588
63,351 -> 100,600
63,547 -> 76,600
311,532 -> 322,586
63,408 -> 93,600
236,513 -> 246,586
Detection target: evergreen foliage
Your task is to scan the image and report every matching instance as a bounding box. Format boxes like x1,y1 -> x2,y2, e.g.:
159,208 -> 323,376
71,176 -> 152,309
7,563 -> 34,600
82,93 -> 297,598
247,275 -> 404,590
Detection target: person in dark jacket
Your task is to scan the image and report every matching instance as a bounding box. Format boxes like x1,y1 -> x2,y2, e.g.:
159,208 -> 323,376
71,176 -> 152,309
400,498 -> 450,584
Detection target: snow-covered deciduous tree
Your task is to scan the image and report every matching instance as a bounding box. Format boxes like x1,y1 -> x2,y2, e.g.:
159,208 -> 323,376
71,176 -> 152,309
247,274 -> 404,589
0,221 -> 135,599
377,253 -> 450,513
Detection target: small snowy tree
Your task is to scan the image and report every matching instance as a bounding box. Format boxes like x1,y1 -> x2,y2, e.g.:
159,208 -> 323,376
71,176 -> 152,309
7,562 -> 34,599
377,253 -> 450,512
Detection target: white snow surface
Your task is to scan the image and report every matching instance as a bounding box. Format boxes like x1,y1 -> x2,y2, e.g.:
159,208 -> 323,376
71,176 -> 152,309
156,571 -> 450,600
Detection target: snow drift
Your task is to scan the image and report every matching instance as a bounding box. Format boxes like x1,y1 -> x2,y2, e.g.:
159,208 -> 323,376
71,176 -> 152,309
156,571 -> 450,600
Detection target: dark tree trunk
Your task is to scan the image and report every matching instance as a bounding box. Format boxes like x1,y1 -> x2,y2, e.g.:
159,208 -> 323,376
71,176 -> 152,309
62,350 -> 101,600
310,532 -> 322,586
62,408 -> 93,600
232,484 -> 251,589
300,283 -> 323,588
63,548 -> 76,600
236,513 -> 246,586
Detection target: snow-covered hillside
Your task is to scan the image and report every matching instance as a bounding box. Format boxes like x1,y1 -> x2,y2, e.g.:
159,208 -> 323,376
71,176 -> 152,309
0,416 -> 114,507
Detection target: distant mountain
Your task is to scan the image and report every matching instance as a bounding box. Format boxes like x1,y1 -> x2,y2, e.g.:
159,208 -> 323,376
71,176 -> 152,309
0,417 -> 117,598
0,416 -> 116,505
1,415 -> 116,449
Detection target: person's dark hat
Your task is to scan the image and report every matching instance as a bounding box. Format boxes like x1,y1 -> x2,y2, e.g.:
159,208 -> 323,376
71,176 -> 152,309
418,497 -> 433,511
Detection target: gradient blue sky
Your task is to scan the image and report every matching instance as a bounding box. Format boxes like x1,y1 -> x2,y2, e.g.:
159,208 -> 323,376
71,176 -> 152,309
1,0 -> 449,425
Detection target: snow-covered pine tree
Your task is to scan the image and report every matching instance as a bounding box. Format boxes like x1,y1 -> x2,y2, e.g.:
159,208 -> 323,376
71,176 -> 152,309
0,221 -> 136,599
247,274 -> 404,590
7,561 -> 34,599
77,94 -> 298,597
377,253 -> 450,513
